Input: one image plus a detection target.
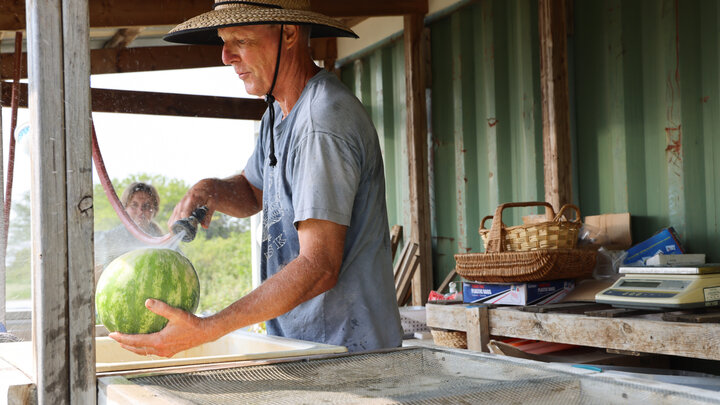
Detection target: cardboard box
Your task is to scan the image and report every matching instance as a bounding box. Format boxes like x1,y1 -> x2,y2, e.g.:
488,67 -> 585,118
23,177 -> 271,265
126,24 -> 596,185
462,280 -> 575,305
623,227 -> 684,266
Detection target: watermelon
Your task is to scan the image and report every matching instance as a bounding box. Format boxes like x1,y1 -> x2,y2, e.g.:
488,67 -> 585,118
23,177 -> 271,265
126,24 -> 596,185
95,248 -> 200,334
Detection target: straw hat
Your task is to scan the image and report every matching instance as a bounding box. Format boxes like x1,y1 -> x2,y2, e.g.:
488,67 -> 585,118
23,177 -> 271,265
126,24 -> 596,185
165,0 -> 358,45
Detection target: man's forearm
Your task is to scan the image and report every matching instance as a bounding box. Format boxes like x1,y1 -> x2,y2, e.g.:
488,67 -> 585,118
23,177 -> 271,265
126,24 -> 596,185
212,173 -> 262,218
204,253 -> 338,339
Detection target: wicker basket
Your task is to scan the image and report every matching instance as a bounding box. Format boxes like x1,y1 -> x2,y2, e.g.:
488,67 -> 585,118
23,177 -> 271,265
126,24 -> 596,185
430,329 -> 467,349
479,202 -> 582,252
455,248 -> 597,282
458,202 -> 597,282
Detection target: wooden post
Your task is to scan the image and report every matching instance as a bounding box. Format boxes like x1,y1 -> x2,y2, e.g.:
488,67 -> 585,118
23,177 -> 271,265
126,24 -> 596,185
539,0 -> 572,210
26,0 -> 95,402
0,53 -> 4,330
404,14 -> 432,305
465,306 -> 490,352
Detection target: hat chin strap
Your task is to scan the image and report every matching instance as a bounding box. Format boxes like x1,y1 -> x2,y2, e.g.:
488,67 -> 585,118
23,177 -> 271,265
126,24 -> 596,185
265,24 -> 283,167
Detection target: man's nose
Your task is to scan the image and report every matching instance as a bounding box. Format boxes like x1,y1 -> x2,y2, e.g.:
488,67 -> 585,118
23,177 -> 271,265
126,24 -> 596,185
221,44 -> 236,66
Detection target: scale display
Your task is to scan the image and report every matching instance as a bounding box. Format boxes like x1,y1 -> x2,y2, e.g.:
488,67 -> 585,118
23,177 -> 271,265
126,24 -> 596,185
595,272 -> 720,310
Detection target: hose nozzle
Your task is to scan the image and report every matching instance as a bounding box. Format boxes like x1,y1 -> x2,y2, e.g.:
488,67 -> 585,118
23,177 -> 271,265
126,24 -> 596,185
171,206 -> 208,242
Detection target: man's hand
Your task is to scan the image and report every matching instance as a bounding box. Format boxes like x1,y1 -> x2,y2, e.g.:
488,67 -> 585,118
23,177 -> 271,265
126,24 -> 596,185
109,299 -> 215,358
169,179 -> 219,229
169,173 -> 262,230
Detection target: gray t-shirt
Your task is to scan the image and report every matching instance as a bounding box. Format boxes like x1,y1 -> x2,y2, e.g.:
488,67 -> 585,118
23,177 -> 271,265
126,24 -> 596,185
244,69 -> 403,352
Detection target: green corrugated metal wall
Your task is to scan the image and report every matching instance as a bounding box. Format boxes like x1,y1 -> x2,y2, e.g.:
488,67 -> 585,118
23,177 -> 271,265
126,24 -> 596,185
574,0 -> 720,260
339,0 -> 720,287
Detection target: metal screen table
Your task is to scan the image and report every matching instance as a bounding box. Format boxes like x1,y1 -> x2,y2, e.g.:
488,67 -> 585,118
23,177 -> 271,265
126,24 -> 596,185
97,347 -> 720,404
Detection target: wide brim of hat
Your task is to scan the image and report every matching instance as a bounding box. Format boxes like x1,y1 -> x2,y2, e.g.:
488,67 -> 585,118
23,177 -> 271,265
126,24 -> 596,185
165,7 -> 358,45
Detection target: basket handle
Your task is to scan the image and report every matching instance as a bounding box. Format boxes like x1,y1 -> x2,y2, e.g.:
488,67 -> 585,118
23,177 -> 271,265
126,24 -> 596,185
486,202 -> 556,253
553,204 -> 582,223
479,215 -> 495,231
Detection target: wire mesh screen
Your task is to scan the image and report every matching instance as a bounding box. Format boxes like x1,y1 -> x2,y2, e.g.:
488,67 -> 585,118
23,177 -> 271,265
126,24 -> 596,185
130,348 -> 720,404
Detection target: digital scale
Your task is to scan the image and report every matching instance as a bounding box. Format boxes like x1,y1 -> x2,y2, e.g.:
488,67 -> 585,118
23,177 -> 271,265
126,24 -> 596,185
595,264 -> 720,310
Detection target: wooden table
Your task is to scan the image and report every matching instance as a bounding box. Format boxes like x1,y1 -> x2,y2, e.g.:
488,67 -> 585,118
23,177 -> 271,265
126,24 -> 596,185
425,302 -> 720,360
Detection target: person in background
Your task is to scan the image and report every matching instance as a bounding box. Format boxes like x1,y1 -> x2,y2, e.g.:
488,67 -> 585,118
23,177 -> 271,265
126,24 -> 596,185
109,0 -> 403,357
94,182 -> 163,282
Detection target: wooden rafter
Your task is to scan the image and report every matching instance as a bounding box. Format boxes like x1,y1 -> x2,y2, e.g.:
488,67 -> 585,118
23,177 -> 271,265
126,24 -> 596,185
1,45 -> 223,78
1,0 -> 428,31
310,37 -> 337,72
0,82 -> 266,120
103,27 -> 145,48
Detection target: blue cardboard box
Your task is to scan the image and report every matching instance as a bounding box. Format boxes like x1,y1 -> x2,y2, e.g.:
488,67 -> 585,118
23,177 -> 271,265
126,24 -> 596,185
462,280 -> 575,305
623,227 -> 684,266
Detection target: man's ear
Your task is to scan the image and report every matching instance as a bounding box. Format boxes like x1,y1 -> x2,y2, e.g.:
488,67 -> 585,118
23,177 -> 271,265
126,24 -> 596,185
283,25 -> 303,48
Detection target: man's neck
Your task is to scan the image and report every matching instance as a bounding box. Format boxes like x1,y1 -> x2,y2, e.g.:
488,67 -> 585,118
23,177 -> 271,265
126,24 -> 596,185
273,58 -> 322,118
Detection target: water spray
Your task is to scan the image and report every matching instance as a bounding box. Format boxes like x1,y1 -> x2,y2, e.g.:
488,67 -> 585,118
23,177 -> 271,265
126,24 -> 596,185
171,206 -> 208,242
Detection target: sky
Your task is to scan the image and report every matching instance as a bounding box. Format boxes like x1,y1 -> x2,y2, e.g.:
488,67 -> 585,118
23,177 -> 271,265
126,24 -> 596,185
1,66 -> 259,202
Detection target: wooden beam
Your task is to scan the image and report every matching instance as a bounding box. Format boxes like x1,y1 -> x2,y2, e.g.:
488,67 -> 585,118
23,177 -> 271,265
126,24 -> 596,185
1,0 -> 429,31
311,0 -> 428,17
403,14 -> 432,306
2,45 -> 223,79
103,27 -> 145,48
89,44 -> 222,74
310,38 -> 337,72
1,81 -> 265,120
539,0 -> 572,210
62,0 -> 97,401
338,17 -> 369,28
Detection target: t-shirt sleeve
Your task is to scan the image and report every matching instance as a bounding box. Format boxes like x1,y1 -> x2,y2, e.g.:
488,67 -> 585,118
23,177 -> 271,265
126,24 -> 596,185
291,132 -> 361,227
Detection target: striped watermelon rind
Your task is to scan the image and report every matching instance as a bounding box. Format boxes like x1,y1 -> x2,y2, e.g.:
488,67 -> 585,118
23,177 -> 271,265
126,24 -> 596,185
95,248 -> 200,334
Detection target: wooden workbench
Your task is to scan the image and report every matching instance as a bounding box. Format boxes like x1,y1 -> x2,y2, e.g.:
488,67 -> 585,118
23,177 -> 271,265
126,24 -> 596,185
425,302 -> 720,360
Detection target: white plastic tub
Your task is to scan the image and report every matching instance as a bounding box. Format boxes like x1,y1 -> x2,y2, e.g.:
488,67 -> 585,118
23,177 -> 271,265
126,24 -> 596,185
0,330 -> 347,374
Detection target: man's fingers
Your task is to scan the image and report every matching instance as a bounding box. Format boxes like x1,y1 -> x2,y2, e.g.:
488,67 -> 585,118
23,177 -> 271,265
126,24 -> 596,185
144,299 -> 178,320
109,331 -> 156,350
201,208 -> 214,228
119,343 -> 153,356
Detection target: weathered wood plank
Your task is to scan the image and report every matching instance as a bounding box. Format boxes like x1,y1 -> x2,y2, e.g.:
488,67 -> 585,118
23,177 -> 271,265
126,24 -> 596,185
63,0 -> 96,402
489,307 -> 720,360
26,0 -> 71,402
425,303 -> 468,332
538,0 -> 572,209
465,306 -> 489,352
428,303 -> 720,360
1,46 -> 223,79
395,243 -> 419,306
404,14 -> 432,306
1,0 -> 428,31
0,82 -> 266,120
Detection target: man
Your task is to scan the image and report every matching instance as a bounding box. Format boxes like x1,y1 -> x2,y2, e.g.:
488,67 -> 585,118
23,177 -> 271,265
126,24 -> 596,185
110,0 -> 403,356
